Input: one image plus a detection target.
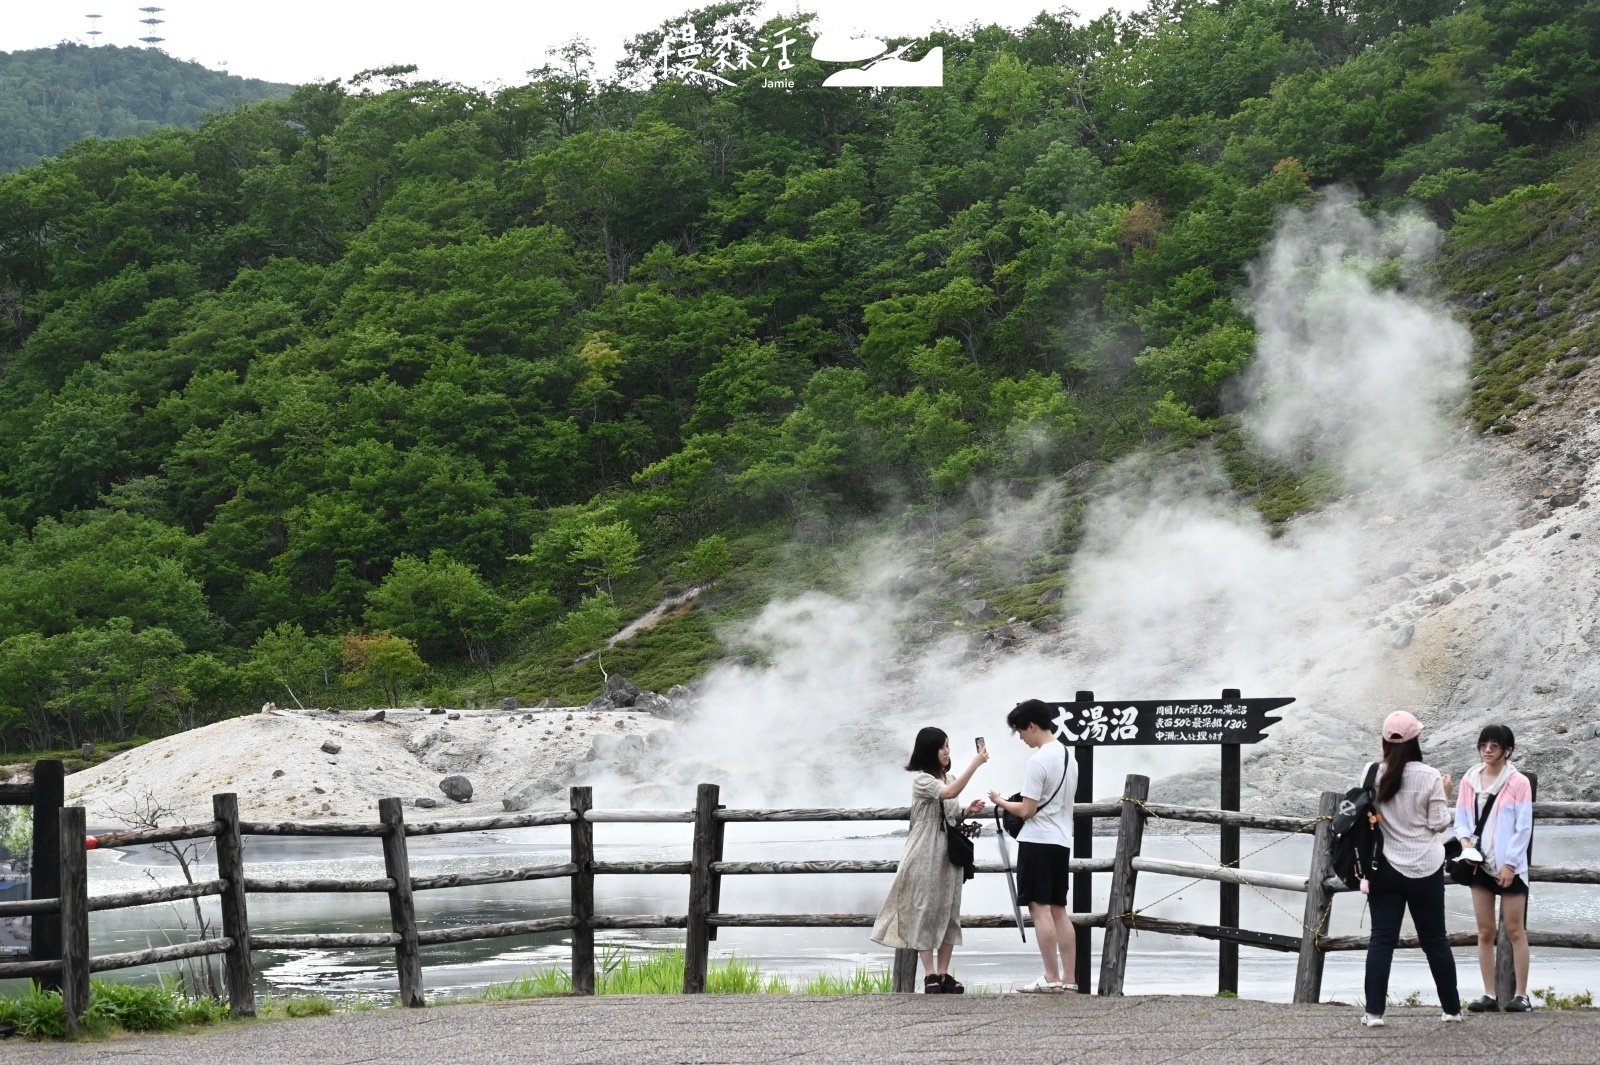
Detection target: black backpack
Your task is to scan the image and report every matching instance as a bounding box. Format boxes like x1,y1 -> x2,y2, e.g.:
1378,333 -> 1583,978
1330,763 -> 1385,889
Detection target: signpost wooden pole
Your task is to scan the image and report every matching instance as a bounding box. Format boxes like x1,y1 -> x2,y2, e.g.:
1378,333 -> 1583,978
1219,688 -> 1241,997
1073,690 -> 1095,994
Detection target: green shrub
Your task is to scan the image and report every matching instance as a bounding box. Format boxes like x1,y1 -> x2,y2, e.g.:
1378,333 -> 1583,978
284,996 -> 337,1017
0,983 -> 67,1039
84,979 -> 181,1032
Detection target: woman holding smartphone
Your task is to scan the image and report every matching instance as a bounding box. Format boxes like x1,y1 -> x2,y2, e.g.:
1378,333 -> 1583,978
871,727 -> 987,993
1457,724 -> 1534,1012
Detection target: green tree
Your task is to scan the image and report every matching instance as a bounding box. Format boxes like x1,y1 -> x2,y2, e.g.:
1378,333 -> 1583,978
338,632 -> 428,708
248,622 -> 338,709
366,551 -> 510,689
567,521 -> 640,603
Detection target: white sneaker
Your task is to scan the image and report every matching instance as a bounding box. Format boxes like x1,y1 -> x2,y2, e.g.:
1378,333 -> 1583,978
1441,1012 -> 1464,1023
1360,1013 -> 1385,1027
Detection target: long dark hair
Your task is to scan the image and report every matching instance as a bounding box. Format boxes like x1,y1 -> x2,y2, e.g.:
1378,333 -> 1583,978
1377,737 -> 1423,803
905,727 -> 949,778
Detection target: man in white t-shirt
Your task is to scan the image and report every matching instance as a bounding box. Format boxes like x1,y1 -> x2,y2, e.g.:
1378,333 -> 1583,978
988,699 -> 1078,994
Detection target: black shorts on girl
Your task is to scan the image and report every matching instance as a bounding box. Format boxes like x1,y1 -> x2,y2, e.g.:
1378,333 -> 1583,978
1470,865 -> 1529,895
1015,841 -> 1071,906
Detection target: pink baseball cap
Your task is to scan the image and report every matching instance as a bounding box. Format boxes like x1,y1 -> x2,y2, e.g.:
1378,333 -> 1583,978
1382,710 -> 1421,743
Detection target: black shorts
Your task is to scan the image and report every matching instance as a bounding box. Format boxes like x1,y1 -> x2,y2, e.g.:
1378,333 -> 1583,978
1016,841 -> 1071,906
1470,866 -> 1529,895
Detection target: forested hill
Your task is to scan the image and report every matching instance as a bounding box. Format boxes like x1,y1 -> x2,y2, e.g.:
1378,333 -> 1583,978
0,44 -> 292,173
0,1 -> 1595,754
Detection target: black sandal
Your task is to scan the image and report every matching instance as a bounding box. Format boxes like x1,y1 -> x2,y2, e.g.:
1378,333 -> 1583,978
924,974 -> 944,994
941,973 -> 965,994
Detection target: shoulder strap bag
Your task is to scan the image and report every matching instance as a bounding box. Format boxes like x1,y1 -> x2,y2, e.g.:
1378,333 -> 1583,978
1446,775 -> 1499,886
1002,740 -> 1070,840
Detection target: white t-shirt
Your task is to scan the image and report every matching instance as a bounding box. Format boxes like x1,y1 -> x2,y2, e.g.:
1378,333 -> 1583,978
1017,740 -> 1076,848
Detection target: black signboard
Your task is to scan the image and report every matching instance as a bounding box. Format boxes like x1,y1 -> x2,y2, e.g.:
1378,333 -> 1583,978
1029,690 -> 1290,746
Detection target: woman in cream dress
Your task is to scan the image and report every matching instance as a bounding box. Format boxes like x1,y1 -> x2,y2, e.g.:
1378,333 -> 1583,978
871,726 -> 987,993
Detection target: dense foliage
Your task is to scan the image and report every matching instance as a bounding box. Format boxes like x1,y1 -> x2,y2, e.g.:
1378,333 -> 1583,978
0,44 -> 291,173
0,0 -> 1594,749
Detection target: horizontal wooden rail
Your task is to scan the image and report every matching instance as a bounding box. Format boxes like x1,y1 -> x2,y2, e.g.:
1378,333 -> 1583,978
239,820 -> 387,837
245,877 -> 396,893
88,879 -> 223,912
714,801 -> 1123,823
92,822 -> 221,848
0,783 -> 34,804
585,810 -> 694,823
590,861 -> 692,875
1322,929 -> 1600,952
1125,915 -> 1302,953
592,915 -> 689,929
1531,802 -> 1600,819
415,916 -> 579,945
1527,865 -> 1600,884
708,858 -> 1118,876
405,811 -> 575,835
251,932 -> 401,949
1132,857 -> 1307,893
705,912 -> 1110,929
412,863 -> 578,890
89,937 -> 233,973
0,958 -> 61,979
1134,804 -> 1323,834
0,895 -> 59,917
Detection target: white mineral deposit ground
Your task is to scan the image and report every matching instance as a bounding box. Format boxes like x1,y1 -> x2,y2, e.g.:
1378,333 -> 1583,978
11,824 -> 1596,1004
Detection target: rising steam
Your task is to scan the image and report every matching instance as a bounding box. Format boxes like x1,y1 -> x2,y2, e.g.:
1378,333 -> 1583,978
605,194 -> 1488,808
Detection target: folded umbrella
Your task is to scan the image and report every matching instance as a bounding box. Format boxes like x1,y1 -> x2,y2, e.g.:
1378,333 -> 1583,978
995,808 -> 1026,942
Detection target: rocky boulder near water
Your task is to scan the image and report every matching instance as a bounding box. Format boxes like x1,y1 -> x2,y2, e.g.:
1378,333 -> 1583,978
438,775 -> 473,802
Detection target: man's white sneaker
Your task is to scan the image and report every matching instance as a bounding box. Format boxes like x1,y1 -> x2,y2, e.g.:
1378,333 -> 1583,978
1441,1012 -> 1464,1023
1360,1013 -> 1385,1027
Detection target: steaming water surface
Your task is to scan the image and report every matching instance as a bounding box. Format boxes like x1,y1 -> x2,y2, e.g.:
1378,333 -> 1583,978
38,823 -> 1600,1005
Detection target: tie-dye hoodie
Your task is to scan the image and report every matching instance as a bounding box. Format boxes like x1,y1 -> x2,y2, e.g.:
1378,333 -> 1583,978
1455,761 -> 1533,877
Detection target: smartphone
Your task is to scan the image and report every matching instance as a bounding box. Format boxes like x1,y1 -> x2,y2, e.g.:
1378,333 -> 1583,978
975,737 -> 986,752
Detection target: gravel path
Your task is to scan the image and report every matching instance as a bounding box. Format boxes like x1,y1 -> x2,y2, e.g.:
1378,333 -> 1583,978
9,995 -> 1599,1064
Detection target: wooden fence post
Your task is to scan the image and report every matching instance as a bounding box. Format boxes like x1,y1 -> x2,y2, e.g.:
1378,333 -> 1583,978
212,793 -> 256,1017
1496,771 -> 1536,1004
570,786 -> 595,995
683,782 -> 720,994
891,948 -> 918,992
58,806 -> 89,1032
29,759 -> 64,983
1292,790 -> 1339,1004
1097,774 -> 1148,996
378,797 -> 424,1007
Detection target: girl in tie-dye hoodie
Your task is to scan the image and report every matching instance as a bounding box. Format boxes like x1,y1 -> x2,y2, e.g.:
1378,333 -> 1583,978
1455,724 -> 1534,1013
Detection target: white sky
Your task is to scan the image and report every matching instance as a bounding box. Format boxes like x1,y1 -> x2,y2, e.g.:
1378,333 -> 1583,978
2,1 -> 1145,87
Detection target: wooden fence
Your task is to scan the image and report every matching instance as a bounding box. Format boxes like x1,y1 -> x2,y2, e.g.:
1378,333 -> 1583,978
2,769 -> 1598,1033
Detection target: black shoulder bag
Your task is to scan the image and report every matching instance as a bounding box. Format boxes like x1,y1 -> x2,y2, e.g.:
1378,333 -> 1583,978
938,801 -> 979,881
1002,740 -> 1070,840
1445,779 -> 1498,887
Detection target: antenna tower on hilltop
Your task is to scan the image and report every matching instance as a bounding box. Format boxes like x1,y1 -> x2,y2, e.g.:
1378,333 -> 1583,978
138,5 -> 165,47
85,13 -> 103,42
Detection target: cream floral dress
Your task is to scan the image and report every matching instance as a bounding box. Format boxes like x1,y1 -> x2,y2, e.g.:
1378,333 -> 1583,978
871,772 -> 964,950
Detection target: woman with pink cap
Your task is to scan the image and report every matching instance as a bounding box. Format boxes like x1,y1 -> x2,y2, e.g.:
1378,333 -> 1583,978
1359,710 -> 1462,1027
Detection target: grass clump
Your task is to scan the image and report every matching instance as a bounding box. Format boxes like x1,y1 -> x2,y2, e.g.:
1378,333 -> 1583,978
0,979 -> 229,1040
1532,987 -> 1594,1010
476,949 -> 897,1000
800,968 -> 893,995
282,995 -> 337,1018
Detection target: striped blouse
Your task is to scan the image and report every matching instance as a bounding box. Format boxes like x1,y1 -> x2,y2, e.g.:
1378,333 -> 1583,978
1373,761 -> 1452,878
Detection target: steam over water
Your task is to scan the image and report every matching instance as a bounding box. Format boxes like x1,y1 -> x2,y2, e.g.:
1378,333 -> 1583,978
626,193 -> 1486,808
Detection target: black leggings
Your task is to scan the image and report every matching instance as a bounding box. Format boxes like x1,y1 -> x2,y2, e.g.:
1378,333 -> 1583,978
1364,863 -> 1460,1016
